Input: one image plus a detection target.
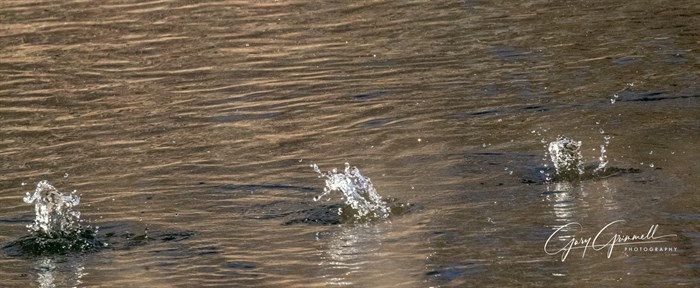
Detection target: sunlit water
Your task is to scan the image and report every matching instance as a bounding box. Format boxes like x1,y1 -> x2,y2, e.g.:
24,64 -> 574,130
1,0 -> 698,287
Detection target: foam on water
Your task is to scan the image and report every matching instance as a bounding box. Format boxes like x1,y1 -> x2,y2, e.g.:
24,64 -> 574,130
311,163 -> 391,221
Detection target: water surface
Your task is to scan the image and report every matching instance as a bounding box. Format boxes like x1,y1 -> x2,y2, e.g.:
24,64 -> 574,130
1,0 -> 698,287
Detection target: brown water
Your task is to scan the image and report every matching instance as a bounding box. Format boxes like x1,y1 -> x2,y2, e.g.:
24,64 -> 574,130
1,0 -> 698,287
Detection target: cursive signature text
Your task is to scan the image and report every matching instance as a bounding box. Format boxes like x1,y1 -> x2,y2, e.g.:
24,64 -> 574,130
544,220 -> 677,261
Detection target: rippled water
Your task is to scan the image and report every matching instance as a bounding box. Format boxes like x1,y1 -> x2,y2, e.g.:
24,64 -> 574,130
1,0 -> 698,287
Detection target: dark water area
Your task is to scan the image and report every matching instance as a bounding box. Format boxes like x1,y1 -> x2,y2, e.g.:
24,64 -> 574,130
1,0 -> 698,287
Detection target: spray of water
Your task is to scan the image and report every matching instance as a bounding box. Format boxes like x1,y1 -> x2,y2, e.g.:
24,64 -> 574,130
593,134 -> 611,174
23,180 -> 82,237
547,136 -> 584,181
545,131 -> 621,182
311,163 -> 391,220
11,180 -> 101,256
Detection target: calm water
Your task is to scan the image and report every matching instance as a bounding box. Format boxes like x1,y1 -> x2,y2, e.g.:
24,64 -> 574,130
1,0 -> 698,287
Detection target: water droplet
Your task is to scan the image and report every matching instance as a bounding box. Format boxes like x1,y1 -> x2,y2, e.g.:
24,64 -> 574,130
610,94 -> 619,104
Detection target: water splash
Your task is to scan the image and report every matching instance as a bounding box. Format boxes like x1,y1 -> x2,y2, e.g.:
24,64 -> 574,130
23,180 -> 81,237
543,133 -> 639,183
593,134 -> 611,174
8,181 -> 102,256
311,163 -> 391,221
547,136 -> 584,181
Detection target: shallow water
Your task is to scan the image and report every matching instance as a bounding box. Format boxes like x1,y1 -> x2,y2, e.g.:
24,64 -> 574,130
1,0 -> 698,287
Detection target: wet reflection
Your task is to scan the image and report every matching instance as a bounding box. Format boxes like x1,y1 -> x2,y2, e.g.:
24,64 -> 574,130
543,179 -> 622,243
317,224 -> 384,287
543,182 -> 582,229
33,256 -> 85,288
599,180 -> 620,212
